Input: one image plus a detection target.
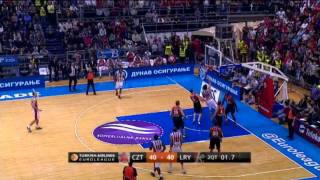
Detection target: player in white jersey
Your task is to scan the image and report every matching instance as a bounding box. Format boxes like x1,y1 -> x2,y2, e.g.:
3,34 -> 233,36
168,127 -> 186,174
150,135 -> 165,180
202,84 -> 217,120
114,67 -> 126,99
27,90 -> 42,133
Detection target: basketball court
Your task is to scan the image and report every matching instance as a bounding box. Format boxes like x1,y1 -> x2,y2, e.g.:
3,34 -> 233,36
0,75 -> 318,180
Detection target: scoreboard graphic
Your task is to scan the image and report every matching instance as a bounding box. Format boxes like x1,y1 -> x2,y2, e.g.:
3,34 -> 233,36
69,152 -> 251,163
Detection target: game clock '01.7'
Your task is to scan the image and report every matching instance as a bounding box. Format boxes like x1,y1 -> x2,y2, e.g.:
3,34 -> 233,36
69,152 -> 251,163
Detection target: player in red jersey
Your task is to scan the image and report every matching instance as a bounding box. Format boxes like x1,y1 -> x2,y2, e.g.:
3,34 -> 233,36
27,90 -> 42,133
209,122 -> 223,153
214,101 -> 226,127
168,127 -> 186,174
150,135 -> 165,180
190,90 -> 203,125
170,100 -> 186,137
114,67 -> 126,99
224,92 -> 238,124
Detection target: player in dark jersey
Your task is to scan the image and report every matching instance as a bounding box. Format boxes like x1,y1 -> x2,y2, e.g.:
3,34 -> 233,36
224,93 -> 238,124
209,122 -> 223,153
170,100 -> 186,137
149,135 -> 165,180
214,101 -> 226,127
190,90 -> 203,125
168,127 -> 186,174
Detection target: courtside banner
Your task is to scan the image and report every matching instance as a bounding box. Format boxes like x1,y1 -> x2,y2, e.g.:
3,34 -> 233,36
123,64 -> 194,80
0,76 -> 45,91
204,71 -> 242,100
294,120 -> 320,147
0,55 -> 18,66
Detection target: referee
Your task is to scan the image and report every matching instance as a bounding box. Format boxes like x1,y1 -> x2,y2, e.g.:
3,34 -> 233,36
86,68 -> 96,95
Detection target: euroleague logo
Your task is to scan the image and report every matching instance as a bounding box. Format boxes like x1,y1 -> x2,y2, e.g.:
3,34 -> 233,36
299,124 -> 306,134
93,121 -> 163,144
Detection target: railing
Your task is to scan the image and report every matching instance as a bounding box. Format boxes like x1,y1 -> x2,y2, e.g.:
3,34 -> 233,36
56,4 -> 274,23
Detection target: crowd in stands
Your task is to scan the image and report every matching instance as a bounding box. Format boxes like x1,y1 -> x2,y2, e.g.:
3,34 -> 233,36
0,0 -> 47,55
239,0 -> 320,87
58,18 -> 144,51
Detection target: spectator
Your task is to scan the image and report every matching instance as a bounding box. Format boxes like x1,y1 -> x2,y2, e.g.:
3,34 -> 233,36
244,92 -> 255,105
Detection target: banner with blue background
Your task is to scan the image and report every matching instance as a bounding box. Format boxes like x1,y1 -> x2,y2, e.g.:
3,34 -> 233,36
0,76 -> 45,91
122,64 -> 194,80
0,56 -> 18,66
97,48 -> 121,59
204,71 -> 242,100
219,64 -> 242,76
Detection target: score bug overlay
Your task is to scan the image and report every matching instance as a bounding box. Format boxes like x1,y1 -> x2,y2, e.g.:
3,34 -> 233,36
68,152 -> 251,163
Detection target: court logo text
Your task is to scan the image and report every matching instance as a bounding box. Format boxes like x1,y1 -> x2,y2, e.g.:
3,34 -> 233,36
93,121 -> 162,145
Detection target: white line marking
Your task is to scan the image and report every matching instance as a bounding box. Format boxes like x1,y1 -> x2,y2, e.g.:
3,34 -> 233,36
0,83 -> 177,102
74,84 -> 311,178
165,76 -> 317,178
75,87 -> 180,152
226,117 -> 316,177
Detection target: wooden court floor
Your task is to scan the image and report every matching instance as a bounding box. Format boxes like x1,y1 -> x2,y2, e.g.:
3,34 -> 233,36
0,84 -> 314,180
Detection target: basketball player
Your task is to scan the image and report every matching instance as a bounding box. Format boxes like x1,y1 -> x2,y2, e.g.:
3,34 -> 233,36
27,90 -> 42,133
202,84 -> 217,121
114,67 -> 126,99
209,122 -> 223,153
190,90 -> 202,125
170,100 -> 186,137
224,93 -> 238,124
214,101 -> 226,127
149,135 -> 165,180
168,127 -> 186,174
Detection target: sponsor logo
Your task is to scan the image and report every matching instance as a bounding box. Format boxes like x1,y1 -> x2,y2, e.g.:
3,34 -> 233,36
262,133 -> 320,171
299,124 -> 306,134
206,75 -> 239,96
0,92 -> 36,100
130,67 -> 191,78
305,128 -> 320,143
115,70 -> 128,79
0,80 -> 41,89
93,121 -> 163,144
123,70 -> 128,79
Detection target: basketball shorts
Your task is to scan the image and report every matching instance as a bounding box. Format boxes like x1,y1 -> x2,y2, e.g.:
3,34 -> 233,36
115,81 -> 124,89
173,117 -> 184,129
209,137 -> 221,150
172,145 -> 182,152
194,102 -> 202,114
154,162 -> 161,168
206,99 -> 217,112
